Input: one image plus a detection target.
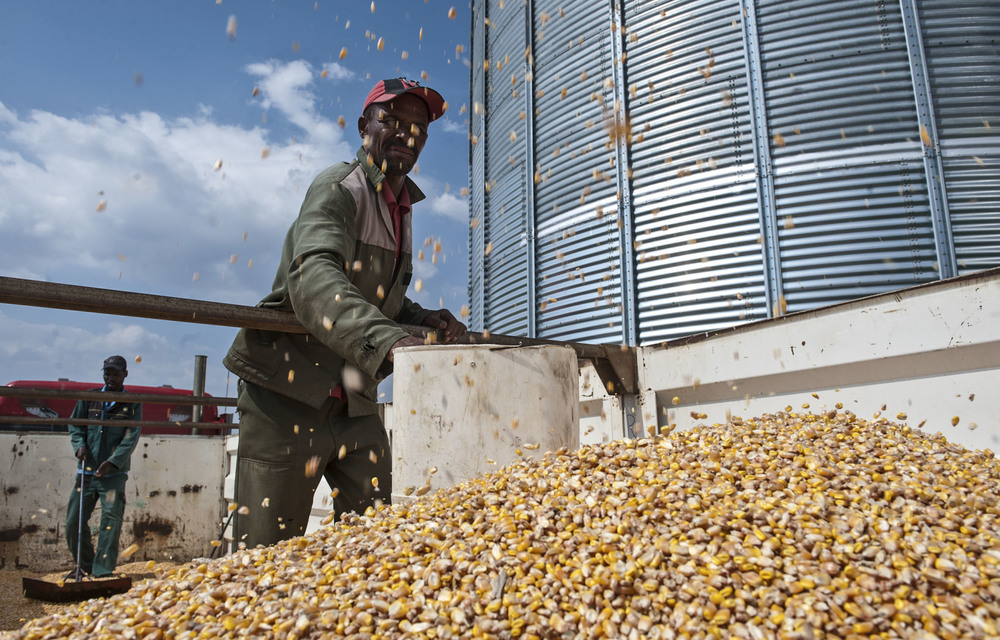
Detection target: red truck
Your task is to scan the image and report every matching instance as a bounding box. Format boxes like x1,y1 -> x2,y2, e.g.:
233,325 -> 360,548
0,379 -> 232,435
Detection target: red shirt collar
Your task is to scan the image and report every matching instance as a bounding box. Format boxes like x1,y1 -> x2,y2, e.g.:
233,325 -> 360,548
382,183 -> 412,219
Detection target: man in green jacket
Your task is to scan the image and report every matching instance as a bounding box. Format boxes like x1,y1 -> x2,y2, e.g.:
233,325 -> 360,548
224,78 -> 466,548
66,355 -> 142,578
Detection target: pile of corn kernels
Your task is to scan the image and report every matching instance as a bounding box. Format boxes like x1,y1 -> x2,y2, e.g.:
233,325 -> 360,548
7,410 -> 1000,639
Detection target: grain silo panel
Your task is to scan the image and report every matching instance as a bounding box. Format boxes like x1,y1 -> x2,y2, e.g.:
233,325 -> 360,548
469,0 -> 1000,344
479,0 -> 531,336
919,0 -> 1000,274
629,0 -> 767,342
532,0 -> 625,344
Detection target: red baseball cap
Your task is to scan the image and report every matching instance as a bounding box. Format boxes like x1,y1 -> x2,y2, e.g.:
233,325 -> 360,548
363,78 -> 447,122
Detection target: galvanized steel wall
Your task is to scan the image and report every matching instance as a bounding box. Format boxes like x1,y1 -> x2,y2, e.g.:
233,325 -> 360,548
469,0 -> 1000,344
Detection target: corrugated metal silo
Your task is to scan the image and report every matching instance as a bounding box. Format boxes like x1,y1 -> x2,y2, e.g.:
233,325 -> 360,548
469,0 -> 1000,344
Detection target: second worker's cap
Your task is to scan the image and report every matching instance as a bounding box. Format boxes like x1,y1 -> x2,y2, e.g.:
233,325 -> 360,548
103,355 -> 128,371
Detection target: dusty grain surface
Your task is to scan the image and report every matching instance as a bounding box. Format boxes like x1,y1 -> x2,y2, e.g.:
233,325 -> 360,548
0,561 -> 181,632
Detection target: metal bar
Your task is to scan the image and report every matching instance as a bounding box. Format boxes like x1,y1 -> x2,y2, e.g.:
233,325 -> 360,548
0,416 -> 227,430
740,0 -> 782,316
469,0 -> 488,332
0,387 -> 236,407
0,276 -> 638,395
192,355 -> 207,435
524,0 -> 538,338
0,276 -> 308,334
899,0 -> 957,279
610,0 -> 638,346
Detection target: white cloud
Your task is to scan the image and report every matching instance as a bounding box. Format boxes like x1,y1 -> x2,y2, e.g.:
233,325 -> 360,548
0,101 -> 17,126
245,59 -> 346,148
439,118 -> 467,134
320,62 -> 354,82
428,191 -> 469,222
0,311 -> 169,383
0,61 -> 356,306
412,258 -> 438,283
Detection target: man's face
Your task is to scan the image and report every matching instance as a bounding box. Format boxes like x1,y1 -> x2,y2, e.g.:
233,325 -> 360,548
103,367 -> 126,391
359,94 -> 430,179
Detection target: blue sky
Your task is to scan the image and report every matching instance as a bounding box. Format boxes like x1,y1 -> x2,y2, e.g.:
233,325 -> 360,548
0,1 -> 472,401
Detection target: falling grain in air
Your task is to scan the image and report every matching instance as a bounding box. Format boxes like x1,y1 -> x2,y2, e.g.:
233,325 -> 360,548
920,124 -> 933,146
305,456 -> 321,478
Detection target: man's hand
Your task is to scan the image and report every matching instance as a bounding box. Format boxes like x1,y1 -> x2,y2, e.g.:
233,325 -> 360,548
386,310 -> 468,363
386,335 -> 426,363
422,309 -> 468,343
75,446 -> 88,461
94,461 -> 117,478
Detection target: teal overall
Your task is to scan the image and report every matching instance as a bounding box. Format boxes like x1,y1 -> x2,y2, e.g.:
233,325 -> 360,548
66,393 -> 141,577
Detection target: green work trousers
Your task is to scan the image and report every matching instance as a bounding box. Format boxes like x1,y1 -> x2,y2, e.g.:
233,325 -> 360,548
65,472 -> 127,577
233,381 -> 392,549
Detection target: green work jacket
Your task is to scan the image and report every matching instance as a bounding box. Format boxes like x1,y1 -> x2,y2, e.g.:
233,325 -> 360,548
68,389 -> 142,474
224,148 -> 432,416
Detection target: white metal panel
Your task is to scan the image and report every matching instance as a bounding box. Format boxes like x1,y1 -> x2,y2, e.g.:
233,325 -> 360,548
390,345 -> 579,502
643,268 -> 1000,452
1,435 -> 226,571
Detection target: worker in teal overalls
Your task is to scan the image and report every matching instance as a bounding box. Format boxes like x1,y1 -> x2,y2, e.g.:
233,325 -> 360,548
65,355 -> 142,579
